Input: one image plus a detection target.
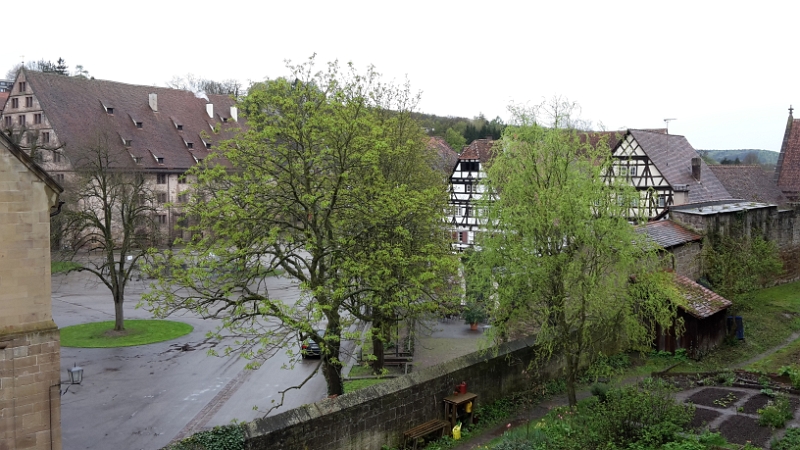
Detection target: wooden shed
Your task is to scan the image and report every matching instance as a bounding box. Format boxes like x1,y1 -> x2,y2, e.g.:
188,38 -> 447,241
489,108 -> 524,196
655,273 -> 732,358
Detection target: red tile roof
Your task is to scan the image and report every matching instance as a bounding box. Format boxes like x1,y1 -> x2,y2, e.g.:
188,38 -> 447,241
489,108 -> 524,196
458,138 -> 494,163
19,69 -> 240,171
628,129 -> 731,203
429,136 -> 458,174
709,165 -> 789,206
0,92 -> 8,113
638,220 -> 701,249
673,273 -> 732,319
776,110 -> 800,195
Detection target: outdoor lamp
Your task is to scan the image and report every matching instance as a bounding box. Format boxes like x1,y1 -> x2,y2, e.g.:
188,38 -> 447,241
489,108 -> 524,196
67,363 -> 83,384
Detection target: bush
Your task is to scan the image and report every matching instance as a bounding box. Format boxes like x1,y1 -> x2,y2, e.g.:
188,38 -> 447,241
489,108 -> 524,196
758,393 -> 793,429
772,427 -> 800,450
590,383 -> 610,403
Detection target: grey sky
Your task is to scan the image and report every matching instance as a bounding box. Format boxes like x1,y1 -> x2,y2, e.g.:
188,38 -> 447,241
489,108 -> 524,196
4,0 -> 796,151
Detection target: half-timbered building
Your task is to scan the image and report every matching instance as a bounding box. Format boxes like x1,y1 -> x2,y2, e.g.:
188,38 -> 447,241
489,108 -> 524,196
449,138 -> 493,250
609,129 -> 731,219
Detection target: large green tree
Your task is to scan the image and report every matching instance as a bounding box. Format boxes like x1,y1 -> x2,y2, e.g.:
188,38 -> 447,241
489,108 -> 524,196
144,57 -> 455,400
470,100 -> 680,406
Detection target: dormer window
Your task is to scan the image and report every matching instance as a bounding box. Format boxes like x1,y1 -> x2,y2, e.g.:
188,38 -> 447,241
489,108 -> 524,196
151,151 -> 164,165
186,142 -> 193,149
136,122 -> 143,129
205,142 -> 212,149
177,124 -> 183,131
222,117 -> 228,123
131,154 -> 142,165
124,139 -> 132,147
107,107 -> 114,114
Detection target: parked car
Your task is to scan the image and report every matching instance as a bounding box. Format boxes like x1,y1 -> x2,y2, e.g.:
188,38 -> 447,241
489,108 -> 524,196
299,329 -> 325,358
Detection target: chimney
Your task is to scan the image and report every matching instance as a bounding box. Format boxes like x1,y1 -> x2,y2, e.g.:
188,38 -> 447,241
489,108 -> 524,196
206,103 -> 214,118
691,157 -> 701,180
148,93 -> 157,112
230,106 -> 238,122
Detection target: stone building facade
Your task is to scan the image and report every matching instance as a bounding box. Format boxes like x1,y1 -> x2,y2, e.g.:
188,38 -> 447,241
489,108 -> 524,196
0,131 -> 63,449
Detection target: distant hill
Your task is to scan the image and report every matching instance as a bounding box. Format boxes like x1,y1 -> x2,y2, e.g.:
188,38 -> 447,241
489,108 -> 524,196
697,149 -> 779,165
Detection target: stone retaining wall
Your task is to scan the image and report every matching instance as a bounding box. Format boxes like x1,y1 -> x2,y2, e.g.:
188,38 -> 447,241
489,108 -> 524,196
243,336 -> 556,450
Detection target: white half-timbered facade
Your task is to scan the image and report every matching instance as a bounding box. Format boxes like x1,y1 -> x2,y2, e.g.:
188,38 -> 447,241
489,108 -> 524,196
609,129 -> 731,220
449,139 -> 493,250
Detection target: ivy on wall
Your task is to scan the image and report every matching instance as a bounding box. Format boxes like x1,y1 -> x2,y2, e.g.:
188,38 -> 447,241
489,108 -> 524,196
163,425 -> 245,450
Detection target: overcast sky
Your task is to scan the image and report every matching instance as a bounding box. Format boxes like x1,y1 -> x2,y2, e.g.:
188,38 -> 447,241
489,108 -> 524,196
4,1 -> 796,151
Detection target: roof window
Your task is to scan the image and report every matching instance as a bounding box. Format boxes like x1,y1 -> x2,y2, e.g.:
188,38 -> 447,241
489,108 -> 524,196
130,154 -> 142,165
172,118 -> 183,131
186,141 -> 193,149
151,151 -> 164,165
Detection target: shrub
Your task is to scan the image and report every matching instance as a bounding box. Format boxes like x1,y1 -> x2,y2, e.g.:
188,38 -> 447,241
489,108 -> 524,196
758,394 -> 793,428
772,427 -> 800,450
777,364 -> 800,388
590,383 -> 610,403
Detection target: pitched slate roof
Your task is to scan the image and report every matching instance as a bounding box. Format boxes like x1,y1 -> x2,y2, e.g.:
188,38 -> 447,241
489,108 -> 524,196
673,273 -> 732,319
709,165 -> 789,206
458,138 -> 494,162
429,136 -> 459,174
776,109 -> 800,195
637,220 -> 701,249
628,129 -> 731,203
21,69 -> 240,171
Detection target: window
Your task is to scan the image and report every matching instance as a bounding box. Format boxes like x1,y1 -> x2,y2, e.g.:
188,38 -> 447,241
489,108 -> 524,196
629,166 -> 637,177
4,116 -> 11,127
18,115 -> 25,126
156,157 -> 164,164
186,142 -> 193,149
205,142 -> 212,149
136,121 -> 143,129
34,113 -> 42,124
11,98 -> 18,108
176,215 -> 188,227
157,193 -> 167,204
42,131 -> 50,143
18,82 -> 26,92
178,174 -> 187,184
55,173 -> 64,183
619,166 -> 628,177
465,183 -> 473,193
106,107 -> 114,114
657,194 -> 666,208
176,124 -> 183,131
25,97 -> 33,107
132,156 -> 142,164
53,152 -> 61,163
157,214 -> 167,225
123,139 -> 132,147
178,193 -> 188,203
157,173 -> 167,184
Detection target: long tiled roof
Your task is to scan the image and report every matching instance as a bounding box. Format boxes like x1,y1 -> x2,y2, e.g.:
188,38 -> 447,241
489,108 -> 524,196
429,136 -> 459,174
628,129 -> 731,203
0,92 -> 8,113
458,138 -> 494,162
673,273 -> 732,319
709,165 -> 789,206
20,69 -> 240,171
637,220 -> 701,249
776,111 -> 800,194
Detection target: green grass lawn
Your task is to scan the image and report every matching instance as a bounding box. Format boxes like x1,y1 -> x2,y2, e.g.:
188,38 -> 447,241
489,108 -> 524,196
343,378 -> 386,393
692,280 -> 800,371
51,261 -> 82,274
61,320 -> 193,347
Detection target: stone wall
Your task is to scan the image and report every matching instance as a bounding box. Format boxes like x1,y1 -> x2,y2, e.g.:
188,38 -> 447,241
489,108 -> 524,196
0,326 -> 62,450
1,131 -> 62,449
243,337 -> 556,450
670,241 -> 701,281
671,203 -> 799,249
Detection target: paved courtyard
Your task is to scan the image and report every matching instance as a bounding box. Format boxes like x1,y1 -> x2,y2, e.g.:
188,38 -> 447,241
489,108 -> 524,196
53,272 -> 484,449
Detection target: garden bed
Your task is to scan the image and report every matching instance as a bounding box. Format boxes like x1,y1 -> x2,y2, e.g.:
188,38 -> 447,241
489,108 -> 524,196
717,415 -> 775,447
688,407 -> 721,430
740,393 -> 800,415
686,388 -> 747,409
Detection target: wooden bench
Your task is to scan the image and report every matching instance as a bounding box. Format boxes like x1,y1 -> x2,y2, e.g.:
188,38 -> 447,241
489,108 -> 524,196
403,419 -> 449,449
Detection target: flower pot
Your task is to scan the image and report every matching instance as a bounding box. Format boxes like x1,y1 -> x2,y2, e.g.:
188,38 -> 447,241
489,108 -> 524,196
470,322 -> 478,331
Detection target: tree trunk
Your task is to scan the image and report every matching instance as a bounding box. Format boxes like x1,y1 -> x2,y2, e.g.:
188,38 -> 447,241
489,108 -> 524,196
371,319 -> 385,375
113,286 -> 125,331
322,352 -> 344,396
566,354 -> 577,407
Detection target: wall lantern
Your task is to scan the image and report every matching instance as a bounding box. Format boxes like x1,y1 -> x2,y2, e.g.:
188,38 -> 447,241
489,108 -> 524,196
67,363 -> 83,385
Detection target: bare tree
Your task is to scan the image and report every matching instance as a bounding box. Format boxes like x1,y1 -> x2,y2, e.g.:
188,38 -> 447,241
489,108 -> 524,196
59,130 -> 160,331
167,73 -> 242,97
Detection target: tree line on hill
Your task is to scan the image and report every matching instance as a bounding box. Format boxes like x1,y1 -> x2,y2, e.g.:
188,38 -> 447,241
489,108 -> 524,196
698,149 -> 779,166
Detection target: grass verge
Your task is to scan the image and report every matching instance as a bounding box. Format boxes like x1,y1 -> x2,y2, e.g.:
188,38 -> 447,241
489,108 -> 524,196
344,378 -> 386,393
61,319 -> 193,347
51,261 -> 82,274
